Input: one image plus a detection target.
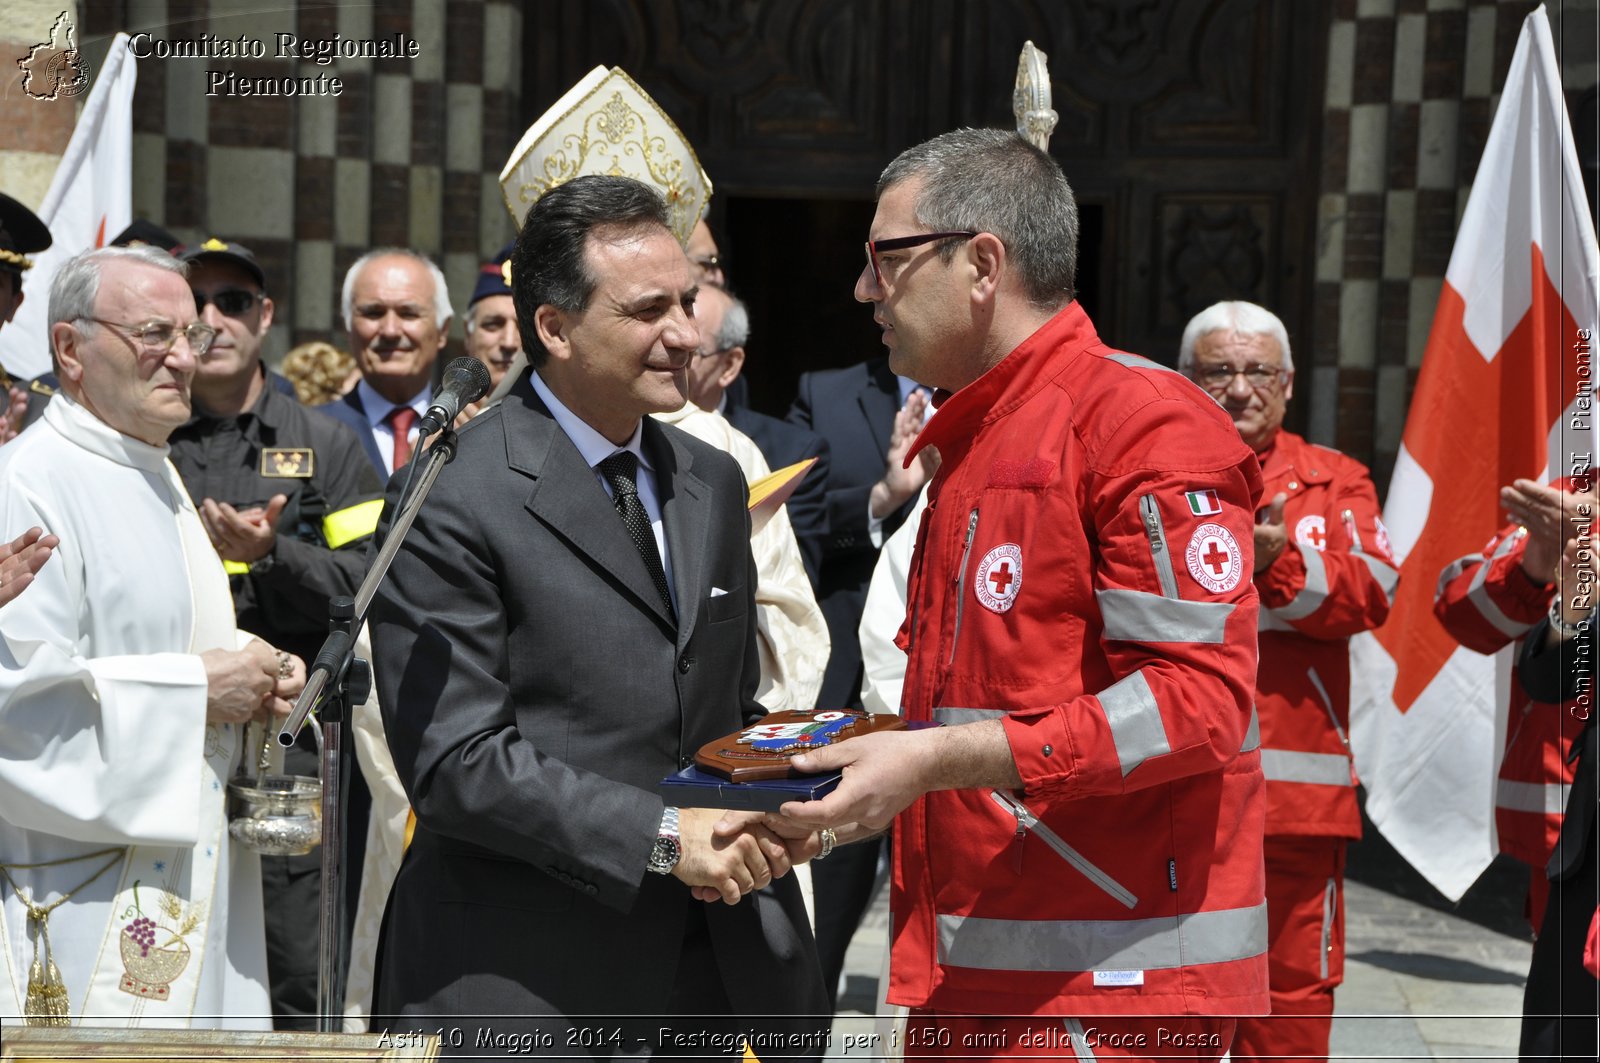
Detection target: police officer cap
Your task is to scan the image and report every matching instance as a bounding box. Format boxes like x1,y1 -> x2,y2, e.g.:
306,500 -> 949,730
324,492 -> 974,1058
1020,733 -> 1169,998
179,236 -> 267,291
0,193 -> 52,276
469,242 -> 516,307
110,219 -> 182,253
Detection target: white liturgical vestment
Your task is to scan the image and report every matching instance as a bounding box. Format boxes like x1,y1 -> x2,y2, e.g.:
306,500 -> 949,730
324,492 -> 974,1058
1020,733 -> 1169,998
0,394 -> 270,1029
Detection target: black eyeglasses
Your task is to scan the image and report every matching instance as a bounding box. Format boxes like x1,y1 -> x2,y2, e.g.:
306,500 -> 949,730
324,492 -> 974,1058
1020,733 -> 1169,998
864,231 -> 978,286
79,317 -> 217,356
192,288 -> 263,317
1192,363 -> 1289,393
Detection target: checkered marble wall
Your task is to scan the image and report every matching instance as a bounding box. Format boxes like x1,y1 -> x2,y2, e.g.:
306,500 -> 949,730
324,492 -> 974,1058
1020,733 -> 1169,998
1313,0 -> 1596,487
74,0 -> 524,366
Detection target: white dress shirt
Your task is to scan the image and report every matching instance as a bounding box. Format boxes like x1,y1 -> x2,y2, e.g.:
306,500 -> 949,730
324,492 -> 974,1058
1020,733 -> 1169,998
355,378 -> 433,475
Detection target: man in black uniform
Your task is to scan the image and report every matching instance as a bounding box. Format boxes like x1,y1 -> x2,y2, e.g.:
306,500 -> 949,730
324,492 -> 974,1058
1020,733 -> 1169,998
0,193 -> 53,445
167,237 -> 382,1028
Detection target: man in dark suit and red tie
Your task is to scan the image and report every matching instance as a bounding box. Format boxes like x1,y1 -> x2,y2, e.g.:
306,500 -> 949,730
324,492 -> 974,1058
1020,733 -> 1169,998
369,175 -> 829,1055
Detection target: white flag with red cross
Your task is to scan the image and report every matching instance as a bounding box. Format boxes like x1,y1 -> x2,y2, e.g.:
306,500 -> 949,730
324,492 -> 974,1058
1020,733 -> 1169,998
0,34 -> 136,381
1350,5 -> 1599,900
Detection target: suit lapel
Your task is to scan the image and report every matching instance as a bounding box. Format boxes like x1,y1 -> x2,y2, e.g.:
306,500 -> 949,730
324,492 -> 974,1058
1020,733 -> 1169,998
646,419 -> 711,652
507,382 -> 677,630
860,357 -> 899,461
343,389 -> 387,475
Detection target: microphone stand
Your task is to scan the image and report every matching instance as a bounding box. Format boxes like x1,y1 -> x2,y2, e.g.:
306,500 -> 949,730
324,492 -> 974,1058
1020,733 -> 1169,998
277,426 -> 460,1033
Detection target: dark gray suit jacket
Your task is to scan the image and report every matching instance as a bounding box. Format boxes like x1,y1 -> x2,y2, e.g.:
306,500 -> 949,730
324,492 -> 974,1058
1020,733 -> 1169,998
369,375 -> 826,1051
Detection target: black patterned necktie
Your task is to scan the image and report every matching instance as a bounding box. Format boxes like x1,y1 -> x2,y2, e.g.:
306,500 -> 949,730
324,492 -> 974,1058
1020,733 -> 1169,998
597,451 -> 675,618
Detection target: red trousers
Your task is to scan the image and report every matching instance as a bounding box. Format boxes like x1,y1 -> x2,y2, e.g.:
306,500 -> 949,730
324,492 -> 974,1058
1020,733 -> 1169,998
904,1012 -> 1236,1060
1231,836 -> 1346,1063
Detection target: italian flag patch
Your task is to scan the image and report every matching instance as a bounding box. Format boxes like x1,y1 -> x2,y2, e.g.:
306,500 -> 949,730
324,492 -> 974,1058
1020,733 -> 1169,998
1185,489 -> 1221,516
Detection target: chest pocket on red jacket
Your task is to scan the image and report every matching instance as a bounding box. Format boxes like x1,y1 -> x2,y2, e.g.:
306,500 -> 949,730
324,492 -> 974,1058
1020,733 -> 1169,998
941,461 -> 1081,688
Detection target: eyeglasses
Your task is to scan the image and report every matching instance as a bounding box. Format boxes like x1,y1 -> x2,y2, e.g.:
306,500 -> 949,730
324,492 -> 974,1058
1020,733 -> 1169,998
864,231 -> 978,287
192,288 -> 263,317
694,344 -> 735,360
690,253 -> 722,273
1192,363 -> 1289,392
79,317 -> 217,357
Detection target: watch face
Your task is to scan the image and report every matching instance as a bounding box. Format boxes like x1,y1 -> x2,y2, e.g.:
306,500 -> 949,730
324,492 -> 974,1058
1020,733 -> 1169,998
649,834 -> 681,873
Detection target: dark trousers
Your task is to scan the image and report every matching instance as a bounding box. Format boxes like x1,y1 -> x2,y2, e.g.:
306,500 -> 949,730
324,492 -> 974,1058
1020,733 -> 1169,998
1519,813 -> 1600,1060
810,834 -> 885,1007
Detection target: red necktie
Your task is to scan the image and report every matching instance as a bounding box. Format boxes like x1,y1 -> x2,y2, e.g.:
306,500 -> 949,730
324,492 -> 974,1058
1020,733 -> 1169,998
387,406 -> 418,469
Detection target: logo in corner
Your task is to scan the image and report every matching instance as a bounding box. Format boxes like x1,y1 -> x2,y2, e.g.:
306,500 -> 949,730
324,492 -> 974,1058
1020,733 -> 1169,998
1185,522 -> 1242,594
18,12 -> 91,102
975,543 -> 1023,613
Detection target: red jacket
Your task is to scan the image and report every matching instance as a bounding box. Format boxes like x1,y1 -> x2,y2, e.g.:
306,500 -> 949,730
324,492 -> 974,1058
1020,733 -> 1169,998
1433,524 -> 1580,867
1253,432 -> 1398,838
890,303 -> 1269,1017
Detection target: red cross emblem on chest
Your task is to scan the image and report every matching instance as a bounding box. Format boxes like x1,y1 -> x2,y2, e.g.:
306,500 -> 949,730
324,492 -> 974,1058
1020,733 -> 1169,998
1201,541 -> 1231,575
987,561 -> 1014,595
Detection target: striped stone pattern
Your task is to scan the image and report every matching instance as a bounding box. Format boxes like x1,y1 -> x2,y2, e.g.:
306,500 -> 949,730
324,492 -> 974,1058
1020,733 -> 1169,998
76,0 -> 523,366
1313,0 -> 1535,487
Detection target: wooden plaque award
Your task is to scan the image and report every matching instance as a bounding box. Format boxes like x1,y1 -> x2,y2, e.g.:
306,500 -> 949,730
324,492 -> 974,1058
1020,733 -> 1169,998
695,709 -> 907,782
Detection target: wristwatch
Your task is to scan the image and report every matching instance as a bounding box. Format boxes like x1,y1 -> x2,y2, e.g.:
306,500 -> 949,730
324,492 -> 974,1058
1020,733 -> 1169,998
1548,597 -> 1593,639
646,806 -> 681,875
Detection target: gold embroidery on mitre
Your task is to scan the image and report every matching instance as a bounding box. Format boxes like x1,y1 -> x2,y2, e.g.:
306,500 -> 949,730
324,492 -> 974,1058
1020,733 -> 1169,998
261,447 -> 314,478
498,66 -> 712,247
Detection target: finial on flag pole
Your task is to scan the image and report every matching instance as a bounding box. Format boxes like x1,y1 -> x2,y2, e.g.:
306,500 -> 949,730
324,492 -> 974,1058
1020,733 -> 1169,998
1013,41 -> 1058,151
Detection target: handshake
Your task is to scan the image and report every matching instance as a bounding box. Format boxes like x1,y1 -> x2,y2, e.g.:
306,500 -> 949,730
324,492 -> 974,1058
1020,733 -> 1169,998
675,808 -> 848,905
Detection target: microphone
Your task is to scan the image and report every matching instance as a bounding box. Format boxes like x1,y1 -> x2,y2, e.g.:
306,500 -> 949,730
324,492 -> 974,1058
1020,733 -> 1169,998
418,356 -> 493,435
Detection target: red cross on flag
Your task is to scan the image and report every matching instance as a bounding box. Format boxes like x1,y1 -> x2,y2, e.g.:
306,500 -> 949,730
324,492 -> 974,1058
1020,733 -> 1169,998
1350,5 -> 1599,900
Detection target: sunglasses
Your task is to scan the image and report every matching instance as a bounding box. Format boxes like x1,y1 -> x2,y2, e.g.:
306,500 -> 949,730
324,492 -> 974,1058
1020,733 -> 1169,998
863,231 -> 977,287
192,287 -> 263,317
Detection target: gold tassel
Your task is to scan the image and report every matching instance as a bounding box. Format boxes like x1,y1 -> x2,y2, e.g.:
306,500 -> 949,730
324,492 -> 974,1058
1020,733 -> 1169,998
23,912 -> 71,1026
24,955 -> 70,1026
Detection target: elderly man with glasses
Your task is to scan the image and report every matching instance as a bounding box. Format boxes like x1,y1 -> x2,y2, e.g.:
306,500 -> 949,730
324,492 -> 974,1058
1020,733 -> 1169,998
1178,300 -> 1399,1063
0,245 -> 307,1029
770,129 -> 1268,1058
164,237 -> 382,1029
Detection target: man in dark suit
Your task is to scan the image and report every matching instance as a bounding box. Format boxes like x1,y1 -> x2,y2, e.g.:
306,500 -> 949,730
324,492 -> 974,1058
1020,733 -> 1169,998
685,284 -> 829,585
369,175 -> 828,1055
784,355 -> 933,1004
317,248 -> 452,478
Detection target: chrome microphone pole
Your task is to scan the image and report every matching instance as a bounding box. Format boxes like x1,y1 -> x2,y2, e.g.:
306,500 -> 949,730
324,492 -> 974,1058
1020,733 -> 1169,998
277,426 -> 460,1032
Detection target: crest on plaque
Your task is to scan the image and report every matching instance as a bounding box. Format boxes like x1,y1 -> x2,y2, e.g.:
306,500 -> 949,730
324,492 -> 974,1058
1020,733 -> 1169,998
498,65 -> 712,248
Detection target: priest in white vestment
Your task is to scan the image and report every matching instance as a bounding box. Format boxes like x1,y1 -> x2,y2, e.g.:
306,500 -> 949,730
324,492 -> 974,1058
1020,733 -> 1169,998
0,246 -> 305,1030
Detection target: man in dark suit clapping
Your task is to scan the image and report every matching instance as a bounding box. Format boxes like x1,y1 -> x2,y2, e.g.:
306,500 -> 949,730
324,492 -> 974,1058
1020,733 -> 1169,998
369,176 -> 829,1055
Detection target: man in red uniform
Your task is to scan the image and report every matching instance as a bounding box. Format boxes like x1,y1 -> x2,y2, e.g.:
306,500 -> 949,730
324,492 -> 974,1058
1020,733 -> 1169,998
1176,301 -> 1398,1062
769,129 -> 1269,1058
1433,477 -> 1593,930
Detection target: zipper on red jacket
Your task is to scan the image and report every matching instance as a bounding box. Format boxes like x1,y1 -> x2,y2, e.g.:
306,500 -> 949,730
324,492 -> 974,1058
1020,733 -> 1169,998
1306,666 -> 1352,753
948,508 -> 981,666
1139,494 -> 1180,597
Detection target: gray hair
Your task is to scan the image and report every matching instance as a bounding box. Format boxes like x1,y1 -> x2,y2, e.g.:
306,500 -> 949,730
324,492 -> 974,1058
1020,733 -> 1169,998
49,245 -> 187,330
710,290 -> 750,352
1178,300 -> 1294,373
877,128 -> 1078,310
340,248 -> 454,331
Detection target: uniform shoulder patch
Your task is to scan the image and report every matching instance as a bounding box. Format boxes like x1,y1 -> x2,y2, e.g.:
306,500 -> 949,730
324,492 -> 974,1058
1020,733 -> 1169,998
1184,489 -> 1222,516
1185,522 -> 1243,593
